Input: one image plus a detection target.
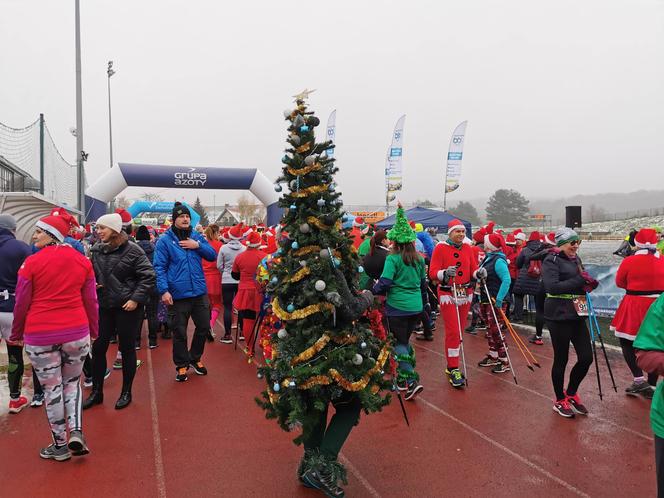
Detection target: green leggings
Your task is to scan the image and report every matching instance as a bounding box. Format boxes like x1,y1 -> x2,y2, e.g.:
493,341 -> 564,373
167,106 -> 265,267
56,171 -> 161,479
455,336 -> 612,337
303,395 -> 362,459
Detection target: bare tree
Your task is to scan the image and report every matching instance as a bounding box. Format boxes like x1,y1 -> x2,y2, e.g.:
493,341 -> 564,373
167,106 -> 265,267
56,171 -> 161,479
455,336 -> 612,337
587,204 -> 608,222
141,192 -> 165,202
115,195 -> 130,209
237,193 -> 262,223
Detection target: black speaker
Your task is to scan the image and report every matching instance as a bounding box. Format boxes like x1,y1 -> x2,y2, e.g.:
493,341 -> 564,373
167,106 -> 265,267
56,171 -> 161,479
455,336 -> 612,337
565,206 -> 582,228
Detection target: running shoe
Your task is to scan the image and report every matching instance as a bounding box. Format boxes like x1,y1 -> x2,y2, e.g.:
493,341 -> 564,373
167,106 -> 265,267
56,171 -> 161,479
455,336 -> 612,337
405,382 -> 424,401
191,361 -> 208,376
8,396 -> 28,414
238,335 -> 245,341
301,462 -> 345,498
68,430 -> 90,456
478,356 -> 500,367
475,323 -> 487,330
395,379 -> 408,391
465,324 -> 477,334
104,368 -> 111,380
491,361 -> 511,374
528,335 -> 544,345
40,443 -> 71,461
446,368 -> 466,388
552,399 -> 575,418
113,358 -> 123,370
30,392 -> 45,407
625,381 -> 652,397
415,334 -> 434,342
135,343 -> 141,351
644,387 -> 655,400
565,392 -> 589,416
220,335 -> 233,344
83,377 -> 93,388
175,367 -> 188,382
149,337 -> 158,349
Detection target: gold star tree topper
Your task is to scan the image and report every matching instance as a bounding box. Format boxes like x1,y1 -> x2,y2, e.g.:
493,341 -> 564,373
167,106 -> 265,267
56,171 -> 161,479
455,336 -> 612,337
293,88 -> 316,102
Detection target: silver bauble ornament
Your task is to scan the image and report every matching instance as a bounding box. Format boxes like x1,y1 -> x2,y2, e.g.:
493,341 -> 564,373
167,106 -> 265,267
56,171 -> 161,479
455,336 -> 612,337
283,109 -> 293,118
317,198 -> 326,207
319,248 -> 330,259
291,135 -> 301,146
299,260 -> 307,267
294,115 -> 305,127
274,183 -> 283,192
299,223 -> 310,234
352,354 -> 364,365
257,372 -> 264,379
304,155 -> 318,166
315,280 -> 326,291
290,180 -> 299,190
360,342 -> 367,349
277,328 -> 288,339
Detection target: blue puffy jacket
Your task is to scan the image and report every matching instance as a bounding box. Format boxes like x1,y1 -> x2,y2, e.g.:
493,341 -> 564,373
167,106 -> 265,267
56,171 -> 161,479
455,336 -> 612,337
416,231 -> 435,259
153,229 -> 216,300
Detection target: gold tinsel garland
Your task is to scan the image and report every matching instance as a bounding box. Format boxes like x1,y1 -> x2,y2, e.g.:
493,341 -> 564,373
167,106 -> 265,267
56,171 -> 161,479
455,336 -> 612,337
291,184 -> 329,198
298,375 -> 333,390
290,334 -> 331,366
328,345 -> 390,391
286,266 -> 311,283
293,245 -> 342,259
331,334 -> 358,345
287,163 -> 321,176
272,299 -> 335,321
307,216 -> 333,231
296,143 -> 311,154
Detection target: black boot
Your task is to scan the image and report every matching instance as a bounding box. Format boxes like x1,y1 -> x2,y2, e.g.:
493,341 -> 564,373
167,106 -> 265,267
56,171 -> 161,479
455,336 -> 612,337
302,456 -> 346,498
297,448 -> 317,486
115,391 -> 132,410
162,325 -> 172,339
82,388 -> 103,410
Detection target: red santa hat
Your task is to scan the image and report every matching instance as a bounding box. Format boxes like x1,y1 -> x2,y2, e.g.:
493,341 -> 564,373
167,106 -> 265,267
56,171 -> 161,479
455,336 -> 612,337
472,227 -> 486,244
115,208 -> 133,226
245,231 -> 263,248
228,224 -> 245,240
36,212 -> 76,242
447,218 -> 466,234
635,228 -> 659,249
486,221 -> 495,234
514,229 -> 526,242
50,207 -> 80,228
528,231 -> 541,242
544,232 -> 556,245
484,232 -> 506,253
353,217 -> 365,228
505,233 -> 516,246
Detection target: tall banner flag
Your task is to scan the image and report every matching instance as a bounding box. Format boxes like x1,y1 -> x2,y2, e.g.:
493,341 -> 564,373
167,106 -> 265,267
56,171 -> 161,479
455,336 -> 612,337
326,110 -> 336,157
444,120 -> 468,210
385,115 -> 406,210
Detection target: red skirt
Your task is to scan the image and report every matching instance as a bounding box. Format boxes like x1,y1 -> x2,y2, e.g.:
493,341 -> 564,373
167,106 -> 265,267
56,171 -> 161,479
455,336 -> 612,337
611,295 -> 658,341
234,288 -> 263,313
204,271 -> 222,309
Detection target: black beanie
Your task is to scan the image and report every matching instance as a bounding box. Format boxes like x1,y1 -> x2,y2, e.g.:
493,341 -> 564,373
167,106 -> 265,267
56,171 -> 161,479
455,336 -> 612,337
136,225 -> 150,241
172,202 -> 191,221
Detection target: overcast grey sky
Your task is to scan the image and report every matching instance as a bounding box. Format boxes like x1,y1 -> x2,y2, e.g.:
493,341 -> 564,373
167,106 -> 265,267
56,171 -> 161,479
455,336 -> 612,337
2,0 -> 663,208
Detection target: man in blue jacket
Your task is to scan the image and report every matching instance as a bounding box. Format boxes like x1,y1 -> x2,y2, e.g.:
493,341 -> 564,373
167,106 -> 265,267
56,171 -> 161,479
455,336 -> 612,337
154,203 -> 216,382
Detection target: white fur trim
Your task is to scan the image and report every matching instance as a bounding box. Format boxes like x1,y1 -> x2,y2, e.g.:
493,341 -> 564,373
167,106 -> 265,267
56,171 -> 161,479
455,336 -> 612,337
447,348 -> 460,358
635,249 -> 660,257
439,294 -> 473,305
437,270 -> 446,281
36,220 -> 64,242
448,224 -> 466,234
635,242 -> 658,250
515,233 -> 527,241
613,329 -> 637,341
484,234 -> 499,252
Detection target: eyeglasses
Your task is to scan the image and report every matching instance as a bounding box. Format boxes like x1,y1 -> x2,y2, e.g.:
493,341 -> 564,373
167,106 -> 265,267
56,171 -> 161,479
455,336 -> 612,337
570,240 -> 581,247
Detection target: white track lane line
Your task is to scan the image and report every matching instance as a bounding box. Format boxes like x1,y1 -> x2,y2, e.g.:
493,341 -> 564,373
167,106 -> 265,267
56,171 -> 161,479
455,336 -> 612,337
147,347 -> 167,498
339,453 -> 381,497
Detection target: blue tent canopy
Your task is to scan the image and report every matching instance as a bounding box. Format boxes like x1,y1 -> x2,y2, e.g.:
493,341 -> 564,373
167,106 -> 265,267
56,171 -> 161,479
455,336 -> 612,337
376,206 -> 472,234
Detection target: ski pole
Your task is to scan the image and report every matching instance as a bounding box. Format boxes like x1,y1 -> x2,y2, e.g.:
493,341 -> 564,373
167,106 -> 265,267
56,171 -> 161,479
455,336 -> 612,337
452,281 -> 469,387
586,293 -> 618,393
482,281 -> 518,384
586,303 -> 603,400
497,306 -> 541,369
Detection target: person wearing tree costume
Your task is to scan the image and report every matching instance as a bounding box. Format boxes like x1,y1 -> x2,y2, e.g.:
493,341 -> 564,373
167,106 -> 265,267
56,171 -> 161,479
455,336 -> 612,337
257,90 -> 391,498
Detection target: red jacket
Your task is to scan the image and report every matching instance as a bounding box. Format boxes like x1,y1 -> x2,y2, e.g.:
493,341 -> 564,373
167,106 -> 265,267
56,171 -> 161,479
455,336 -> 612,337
202,239 -> 222,276
429,241 -> 478,288
505,246 -> 520,279
616,251 -> 664,293
232,248 -> 268,291
10,245 -> 98,346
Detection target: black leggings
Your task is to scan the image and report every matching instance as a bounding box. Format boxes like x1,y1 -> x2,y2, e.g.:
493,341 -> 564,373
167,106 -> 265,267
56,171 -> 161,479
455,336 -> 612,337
548,320 -> 593,400
620,337 -> 658,386
221,283 -> 238,336
6,344 -> 42,398
535,291 -> 545,337
92,306 -> 144,393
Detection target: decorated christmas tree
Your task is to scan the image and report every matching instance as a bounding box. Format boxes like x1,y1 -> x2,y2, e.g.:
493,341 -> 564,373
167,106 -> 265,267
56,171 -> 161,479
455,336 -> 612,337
258,90 -> 391,442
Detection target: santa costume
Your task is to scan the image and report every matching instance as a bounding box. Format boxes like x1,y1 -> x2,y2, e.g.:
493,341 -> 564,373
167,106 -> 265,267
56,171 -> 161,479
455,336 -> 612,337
429,218 -> 478,388
349,217 -> 365,250
232,232 -> 268,340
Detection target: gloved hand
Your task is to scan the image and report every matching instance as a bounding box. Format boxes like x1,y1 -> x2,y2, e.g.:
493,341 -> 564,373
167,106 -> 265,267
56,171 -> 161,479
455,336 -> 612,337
424,302 -> 432,313
580,271 -> 599,291
495,299 -> 503,309
474,268 -> 487,280
444,265 -> 457,278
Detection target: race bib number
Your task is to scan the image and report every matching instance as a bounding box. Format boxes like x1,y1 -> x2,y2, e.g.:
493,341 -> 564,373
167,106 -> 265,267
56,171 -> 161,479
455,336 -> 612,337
572,296 -> 589,317
453,286 -> 468,299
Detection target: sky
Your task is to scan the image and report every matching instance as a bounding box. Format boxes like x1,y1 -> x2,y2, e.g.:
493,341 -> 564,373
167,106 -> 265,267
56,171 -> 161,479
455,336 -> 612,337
1,0 -> 663,210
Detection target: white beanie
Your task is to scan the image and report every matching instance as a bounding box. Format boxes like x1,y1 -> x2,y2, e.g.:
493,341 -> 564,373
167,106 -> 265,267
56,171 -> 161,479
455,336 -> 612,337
96,213 -> 123,234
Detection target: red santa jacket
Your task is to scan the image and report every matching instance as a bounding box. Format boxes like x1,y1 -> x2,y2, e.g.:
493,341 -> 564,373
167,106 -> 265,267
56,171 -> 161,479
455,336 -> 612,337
616,251 -> 664,294
505,245 -> 520,279
429,241 -> 478,302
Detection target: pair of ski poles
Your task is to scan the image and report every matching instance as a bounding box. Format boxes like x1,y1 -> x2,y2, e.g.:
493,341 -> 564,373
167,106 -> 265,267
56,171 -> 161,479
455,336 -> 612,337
586,292 -> 617,400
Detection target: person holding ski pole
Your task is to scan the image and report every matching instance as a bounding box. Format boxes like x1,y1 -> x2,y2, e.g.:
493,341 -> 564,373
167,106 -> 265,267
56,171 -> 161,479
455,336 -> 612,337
542,227 -> 598,418
476,232 -> 512,374
612,228 -> 664,398
429,218 -> 478,388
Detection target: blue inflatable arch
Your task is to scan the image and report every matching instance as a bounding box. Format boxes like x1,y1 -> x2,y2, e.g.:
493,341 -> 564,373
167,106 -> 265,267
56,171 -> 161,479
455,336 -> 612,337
127,201 -> 200,227
85,163 -> 281,225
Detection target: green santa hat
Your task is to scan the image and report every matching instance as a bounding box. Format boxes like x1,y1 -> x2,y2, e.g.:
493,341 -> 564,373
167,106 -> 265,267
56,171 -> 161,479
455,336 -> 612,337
387,206 -> 416,244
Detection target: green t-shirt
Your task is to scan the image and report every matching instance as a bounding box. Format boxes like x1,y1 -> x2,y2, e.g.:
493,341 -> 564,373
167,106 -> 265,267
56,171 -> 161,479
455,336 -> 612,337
380,253 -> 425,313
634,294 -> 664,437
358,238 -> 371,258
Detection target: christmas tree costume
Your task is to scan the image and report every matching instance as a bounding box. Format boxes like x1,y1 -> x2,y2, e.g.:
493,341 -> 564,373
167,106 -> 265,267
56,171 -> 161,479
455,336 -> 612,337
258,92 -> 391,498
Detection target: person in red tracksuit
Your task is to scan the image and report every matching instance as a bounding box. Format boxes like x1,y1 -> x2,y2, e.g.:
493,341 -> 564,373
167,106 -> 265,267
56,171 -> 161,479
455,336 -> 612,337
231,232 -> 268,342
429,218 -> 478,388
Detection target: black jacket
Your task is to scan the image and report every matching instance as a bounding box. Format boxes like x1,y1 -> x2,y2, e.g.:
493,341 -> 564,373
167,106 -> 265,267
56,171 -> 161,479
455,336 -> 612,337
542,251 -> 587,321
0,229 -> 32,312
91,234 -> 156,309
513,240 -> 543,296
362,246 -> 389,289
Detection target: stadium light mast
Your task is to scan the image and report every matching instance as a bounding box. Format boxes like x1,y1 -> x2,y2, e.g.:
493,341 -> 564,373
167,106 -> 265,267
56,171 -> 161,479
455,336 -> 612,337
107,60 -> 116,211
75,0 -> 87,218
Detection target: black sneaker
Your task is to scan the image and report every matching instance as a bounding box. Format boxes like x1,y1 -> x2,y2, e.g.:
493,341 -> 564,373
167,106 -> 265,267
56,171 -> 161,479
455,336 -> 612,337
405,382 -> 424,401
491,361 -> 510,374
220,335 -> 233,344
148,338 -> 158,349
395,379 -> 408,391
465,324 -> 477,334
478,356 -> 500,367
175,367 -> 188,382
565,392 -> 589,415
415,334 -> 434,341
552,399 -> 575,418
191,362 -> 208,376
475,323 -> 487,330
302,461 -> 346,498
625,381 -> 652,397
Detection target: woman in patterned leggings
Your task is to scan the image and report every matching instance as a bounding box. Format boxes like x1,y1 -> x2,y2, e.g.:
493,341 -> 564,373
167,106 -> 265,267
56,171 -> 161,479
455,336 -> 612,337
10,211 -> 98,461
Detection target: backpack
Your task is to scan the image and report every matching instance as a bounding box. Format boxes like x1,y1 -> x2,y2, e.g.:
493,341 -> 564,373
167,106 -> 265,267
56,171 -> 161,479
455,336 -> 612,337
527,259 -> 542,278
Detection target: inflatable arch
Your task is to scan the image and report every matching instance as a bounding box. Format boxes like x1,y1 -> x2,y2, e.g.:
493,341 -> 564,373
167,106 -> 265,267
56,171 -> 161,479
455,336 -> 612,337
85,163 -> 281,225
127,201 -> 200,228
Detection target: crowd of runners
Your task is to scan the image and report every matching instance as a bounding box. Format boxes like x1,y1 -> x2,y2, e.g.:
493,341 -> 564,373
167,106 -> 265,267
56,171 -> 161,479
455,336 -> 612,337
2,203 -> 664,495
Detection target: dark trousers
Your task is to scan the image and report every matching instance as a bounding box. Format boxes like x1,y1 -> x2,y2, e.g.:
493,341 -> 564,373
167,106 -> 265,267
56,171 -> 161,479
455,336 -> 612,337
221,283 -> 239,336
93,306 -> 144,393
512,293 -> 526,320
620,337 -> 658,385
656,435 -> 664,498
535,291 -> 546,337
170,295 -> 210,369
139,291 -> 160,344
6,344 -> 43,398
303,394 -> 362,459
548,319 -> 593,400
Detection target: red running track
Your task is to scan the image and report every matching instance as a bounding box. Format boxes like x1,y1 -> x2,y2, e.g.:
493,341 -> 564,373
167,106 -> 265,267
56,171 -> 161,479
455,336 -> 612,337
0,320 -> 656,497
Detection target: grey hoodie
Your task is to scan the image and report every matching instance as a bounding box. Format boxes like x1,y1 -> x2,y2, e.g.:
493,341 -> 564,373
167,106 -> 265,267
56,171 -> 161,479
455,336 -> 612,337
217,239 -> 245,284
